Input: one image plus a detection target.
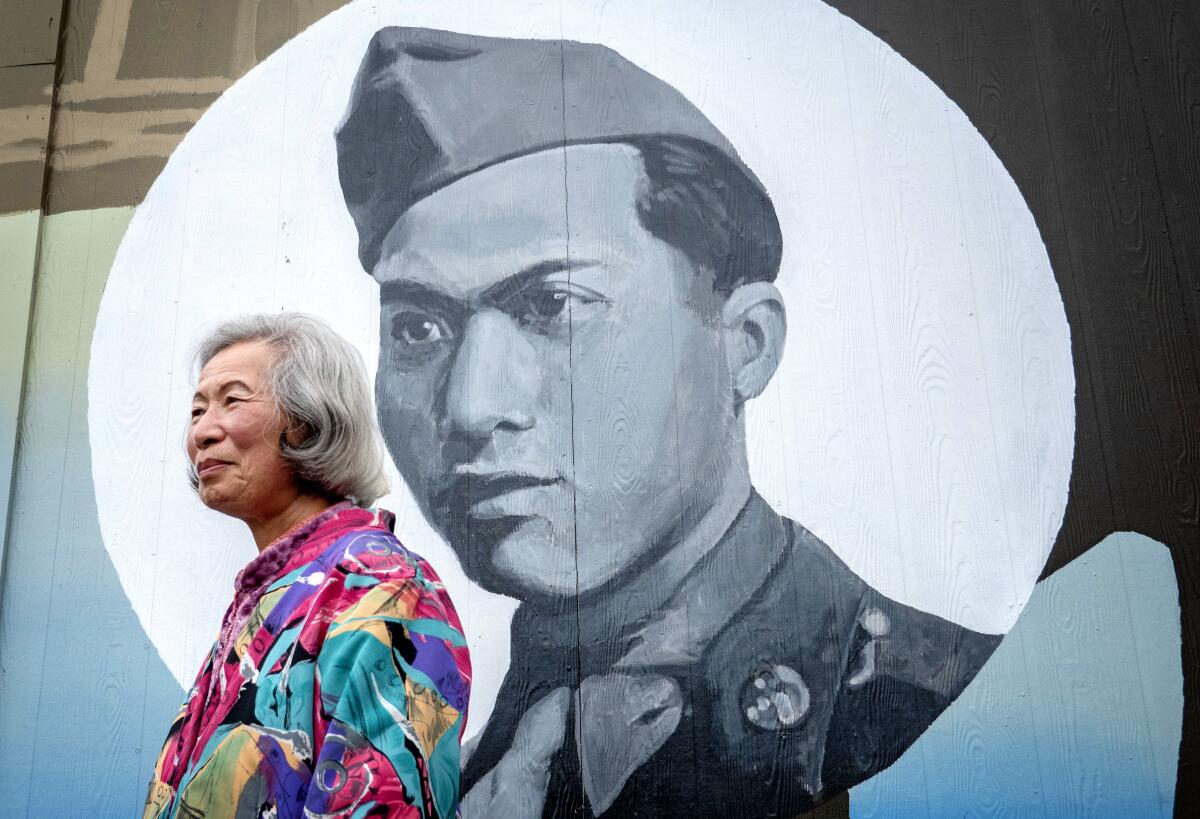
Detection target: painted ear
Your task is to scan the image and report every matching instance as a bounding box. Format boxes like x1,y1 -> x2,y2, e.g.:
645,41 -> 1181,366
721,281 -> 787,406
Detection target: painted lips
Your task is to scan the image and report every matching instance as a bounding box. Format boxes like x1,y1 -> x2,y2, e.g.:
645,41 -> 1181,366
435,472 -> 560,518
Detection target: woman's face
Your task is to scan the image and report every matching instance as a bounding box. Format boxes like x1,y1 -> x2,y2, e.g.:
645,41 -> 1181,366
187,340 -> 301,522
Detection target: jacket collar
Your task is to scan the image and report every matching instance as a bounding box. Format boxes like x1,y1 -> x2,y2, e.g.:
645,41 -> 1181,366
510,490 -> 792,675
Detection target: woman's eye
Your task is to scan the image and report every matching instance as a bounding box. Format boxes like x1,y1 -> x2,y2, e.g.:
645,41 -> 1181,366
392,311 -> 449,345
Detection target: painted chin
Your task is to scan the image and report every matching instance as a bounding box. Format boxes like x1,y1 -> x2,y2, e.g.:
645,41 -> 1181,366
445,515 -> 570,596
493,538 -> 580,597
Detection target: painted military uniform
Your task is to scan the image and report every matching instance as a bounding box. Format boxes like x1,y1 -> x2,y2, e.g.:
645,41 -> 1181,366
463,492 -> 1001,817
334,26 -> 1004,817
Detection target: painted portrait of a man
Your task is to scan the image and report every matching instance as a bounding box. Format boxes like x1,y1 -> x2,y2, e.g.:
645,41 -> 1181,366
333,26 -> 1001,816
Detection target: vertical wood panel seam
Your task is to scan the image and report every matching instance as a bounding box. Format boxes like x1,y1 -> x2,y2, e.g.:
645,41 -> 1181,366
1111,531 -> 1174,817
0,0 -> 72,625
555,9 -> 587,809
1017,0 -> 1172,813
21,219 -> 95,816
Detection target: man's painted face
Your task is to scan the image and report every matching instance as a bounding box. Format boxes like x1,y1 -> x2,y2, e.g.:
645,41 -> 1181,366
373,143 -> 737,600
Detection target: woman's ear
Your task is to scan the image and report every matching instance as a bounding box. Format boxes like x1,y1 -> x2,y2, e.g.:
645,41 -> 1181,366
720,281 -> 787,406
281,419 -> 314,449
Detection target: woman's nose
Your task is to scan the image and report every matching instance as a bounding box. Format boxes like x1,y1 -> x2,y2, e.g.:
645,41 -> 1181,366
189,409 -> 223,451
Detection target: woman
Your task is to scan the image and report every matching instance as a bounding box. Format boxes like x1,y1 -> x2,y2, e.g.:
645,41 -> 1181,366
143,313 -> 470,818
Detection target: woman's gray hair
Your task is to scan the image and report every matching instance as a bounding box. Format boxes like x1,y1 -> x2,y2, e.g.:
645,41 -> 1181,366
188,312 -> 389,506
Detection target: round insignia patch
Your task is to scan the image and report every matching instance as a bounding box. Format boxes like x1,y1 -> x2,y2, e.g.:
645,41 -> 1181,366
742,663 -> 811,731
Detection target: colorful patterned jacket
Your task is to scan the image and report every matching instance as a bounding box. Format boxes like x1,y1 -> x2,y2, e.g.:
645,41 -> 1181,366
143,503 -> 471,818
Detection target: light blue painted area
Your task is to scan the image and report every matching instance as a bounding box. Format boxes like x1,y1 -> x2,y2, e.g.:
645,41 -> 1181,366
0,209 -> 184,818
1,211 -> 42,588
851,532 -> 1182,818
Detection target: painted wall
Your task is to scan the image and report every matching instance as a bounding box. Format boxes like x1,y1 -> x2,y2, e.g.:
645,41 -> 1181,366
1,1 -> 1196,817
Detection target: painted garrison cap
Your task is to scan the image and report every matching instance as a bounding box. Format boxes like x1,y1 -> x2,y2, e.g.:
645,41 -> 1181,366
336,26 -> 768,273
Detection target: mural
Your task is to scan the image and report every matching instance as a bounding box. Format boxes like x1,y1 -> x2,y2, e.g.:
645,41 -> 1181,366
2,0 -> 1195,817
335,26 -> 1005,816
87,3 -> 1076,815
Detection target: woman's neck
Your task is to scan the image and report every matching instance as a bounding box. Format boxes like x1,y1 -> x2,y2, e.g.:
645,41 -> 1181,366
247,493 -> 336,552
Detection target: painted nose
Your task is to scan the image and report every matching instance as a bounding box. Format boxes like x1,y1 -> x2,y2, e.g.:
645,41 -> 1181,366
440,310 -> 536,440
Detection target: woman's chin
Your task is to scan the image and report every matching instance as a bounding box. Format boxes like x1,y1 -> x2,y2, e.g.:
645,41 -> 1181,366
197,485 -> 236,514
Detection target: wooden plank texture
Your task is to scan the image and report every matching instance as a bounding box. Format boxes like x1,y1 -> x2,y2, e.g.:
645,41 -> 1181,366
0,208 -> 183,816
0,62 -> 55,212
1111,0 -> 1200,803
827,0 -> 1200,811
0,0 -> 353,216
0,0 -> 62,67
0,0 -> 62,643
1,0 -> 1197,815
0,211 -> 43,594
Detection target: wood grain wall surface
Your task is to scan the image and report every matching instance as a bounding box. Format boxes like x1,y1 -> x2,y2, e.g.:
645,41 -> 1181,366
0,0 -> 1196,816
0,0 -> 63,607
825,1 -> 1200,809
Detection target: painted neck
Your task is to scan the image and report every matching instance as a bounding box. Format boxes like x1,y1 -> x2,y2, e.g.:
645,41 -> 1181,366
574,442 -> 755,634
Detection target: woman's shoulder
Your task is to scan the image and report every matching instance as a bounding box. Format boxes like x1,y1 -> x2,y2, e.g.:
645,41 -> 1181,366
314,507 -> 460,623
310,508 -> 471,717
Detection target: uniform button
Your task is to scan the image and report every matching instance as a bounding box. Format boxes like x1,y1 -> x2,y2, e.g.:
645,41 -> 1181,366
742,663 -> 810,730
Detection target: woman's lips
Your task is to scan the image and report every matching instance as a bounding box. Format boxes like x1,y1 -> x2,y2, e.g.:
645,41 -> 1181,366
197,460 -> 231,478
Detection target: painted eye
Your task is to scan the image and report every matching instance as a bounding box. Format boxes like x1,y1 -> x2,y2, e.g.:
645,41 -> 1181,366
392,311 -> 448,344
526,290 -> 569,320
506,284 -> 606,330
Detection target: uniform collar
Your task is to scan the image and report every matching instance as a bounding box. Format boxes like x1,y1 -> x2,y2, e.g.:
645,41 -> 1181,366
614,491 -> 792,670
510,490 -> 791,674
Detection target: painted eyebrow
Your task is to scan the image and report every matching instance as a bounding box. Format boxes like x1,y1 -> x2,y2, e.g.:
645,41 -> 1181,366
378,258 -> 601,313
378,279 -> 463,315
479,258 -> 600,305
192,379 -> 252,403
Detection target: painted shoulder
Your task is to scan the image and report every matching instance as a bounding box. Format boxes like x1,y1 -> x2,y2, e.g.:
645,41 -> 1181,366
738,516 -> 1002,701
791,518 -> 1004,794
697,515 -> 1003,805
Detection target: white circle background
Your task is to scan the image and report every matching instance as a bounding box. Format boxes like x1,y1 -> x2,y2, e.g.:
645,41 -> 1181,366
89,0 -> 1074,737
